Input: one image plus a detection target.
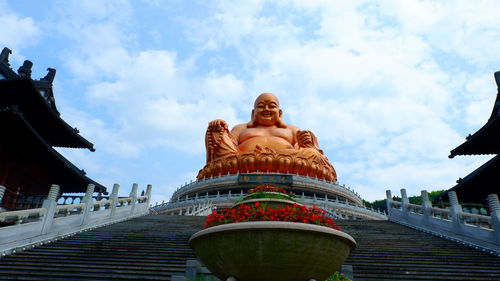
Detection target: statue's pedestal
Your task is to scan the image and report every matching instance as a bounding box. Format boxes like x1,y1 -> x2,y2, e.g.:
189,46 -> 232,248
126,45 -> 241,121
155,173 -> 387,220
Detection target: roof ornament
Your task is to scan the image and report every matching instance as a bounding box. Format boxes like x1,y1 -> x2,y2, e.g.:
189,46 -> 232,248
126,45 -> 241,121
493,71 -> 500,119
495,71 -> 500,91
0,47 -> 12,66
42,68 -> 56,84
17,60 -> 33,78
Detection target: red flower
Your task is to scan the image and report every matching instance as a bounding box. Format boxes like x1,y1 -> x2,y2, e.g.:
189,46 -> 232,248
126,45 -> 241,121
248,184 -> 290,195
204,203 -> 340,230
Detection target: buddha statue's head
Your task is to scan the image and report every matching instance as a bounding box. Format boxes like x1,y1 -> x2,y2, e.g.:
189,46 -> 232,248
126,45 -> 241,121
248,93 -> 287,128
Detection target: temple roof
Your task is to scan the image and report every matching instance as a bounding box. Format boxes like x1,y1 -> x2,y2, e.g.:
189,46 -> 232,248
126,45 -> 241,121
436,155 -> 499,204
0,78 -> 95,151
449,71 -> 500,158
0,107 -> 106,194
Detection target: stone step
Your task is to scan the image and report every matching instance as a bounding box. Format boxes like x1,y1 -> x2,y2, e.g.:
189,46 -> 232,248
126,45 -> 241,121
337,220 -> 500,280
0,214 -> 204,281
1,215 -> 499,280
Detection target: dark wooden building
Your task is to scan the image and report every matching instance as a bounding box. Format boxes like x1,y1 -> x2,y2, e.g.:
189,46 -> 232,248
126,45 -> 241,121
0,47 -> 106,210
437,71 -> 500,204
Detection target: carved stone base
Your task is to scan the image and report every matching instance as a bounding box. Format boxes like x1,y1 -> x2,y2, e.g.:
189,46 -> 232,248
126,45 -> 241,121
197,152 -> 337,183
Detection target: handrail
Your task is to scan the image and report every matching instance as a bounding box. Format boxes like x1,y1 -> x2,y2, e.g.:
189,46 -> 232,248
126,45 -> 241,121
153,192 -> 387,219
56,203 -> 86,215
387,189 -> 500,255
459,212 -> 492,228
0,208 -> 46,223
170,173 -> 363,203
0,183 -> 152,257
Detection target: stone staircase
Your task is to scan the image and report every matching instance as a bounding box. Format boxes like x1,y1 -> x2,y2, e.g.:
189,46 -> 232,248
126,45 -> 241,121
338,220 -> 500,281
1,215 -> 500,280
0,215 -> 205,280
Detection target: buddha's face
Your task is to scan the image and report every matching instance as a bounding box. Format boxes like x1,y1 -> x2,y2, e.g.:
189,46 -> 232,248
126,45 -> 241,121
252,93 -> 282,126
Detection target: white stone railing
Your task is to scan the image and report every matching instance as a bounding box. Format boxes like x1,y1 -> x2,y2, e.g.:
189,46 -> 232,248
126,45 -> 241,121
170,172 -> 363,204
0,208 -> 46,224
153,191 -> 387,220
186,201 -> 214,216
0,183 -> 152,257
387,189 -> 500,255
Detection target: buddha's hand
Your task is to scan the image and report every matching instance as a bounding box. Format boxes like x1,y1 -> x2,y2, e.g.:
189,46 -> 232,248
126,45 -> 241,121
296,130 -> 316,148
208,119 -> 228,132
205,119 -> 229,154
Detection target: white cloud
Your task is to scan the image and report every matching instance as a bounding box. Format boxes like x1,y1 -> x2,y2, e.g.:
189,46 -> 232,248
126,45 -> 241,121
11,0 -> 499,202
0,1 -> 40,55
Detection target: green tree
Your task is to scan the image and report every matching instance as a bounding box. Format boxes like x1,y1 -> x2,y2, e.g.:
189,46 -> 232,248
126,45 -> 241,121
364,190 -> 446,212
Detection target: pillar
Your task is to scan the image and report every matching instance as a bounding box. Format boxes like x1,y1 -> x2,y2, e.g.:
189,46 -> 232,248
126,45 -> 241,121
421,190 -> 432,219
130,183 -> 138,203
448,191 -> 462,224
386,190 -> 392,216
41,184 -> 59,234
146,184 -> 152,206
0,185 -> 5,205
81,184 -> 95,225
110,184 -> 120,217
130,183 -> 138,214
400,188 -> 409,204
487,194 -> 500,243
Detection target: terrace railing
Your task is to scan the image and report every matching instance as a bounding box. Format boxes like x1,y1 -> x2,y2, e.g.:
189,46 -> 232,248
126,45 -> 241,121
0,183 -> 152,257
153,190 -> 387,220
386,189 -> 500,255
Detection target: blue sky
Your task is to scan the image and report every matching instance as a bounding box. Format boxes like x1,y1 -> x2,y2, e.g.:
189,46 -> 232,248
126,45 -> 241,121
1,0 -> 498,204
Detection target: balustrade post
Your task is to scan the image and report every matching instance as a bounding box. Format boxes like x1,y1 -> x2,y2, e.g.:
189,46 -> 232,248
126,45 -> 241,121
41,184 -> 60,234
110,184 -> 120,218
0,185 -> 5,206
487,194 -> 500,243
385,190 -> 392,210
421,190 -> 432,219
448,191 -> 462,226
130,183 -> 138,215
400,188 -> 409,214
81,184 -> 95,225
146,184 -> 152,207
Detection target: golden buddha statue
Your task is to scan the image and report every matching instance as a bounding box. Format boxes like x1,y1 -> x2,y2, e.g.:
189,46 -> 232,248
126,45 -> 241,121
198,93 -> 337,182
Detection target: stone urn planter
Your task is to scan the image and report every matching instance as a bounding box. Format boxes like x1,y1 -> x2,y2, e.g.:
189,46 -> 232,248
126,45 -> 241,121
235,191 -> 300,209
189,221 -> 356,281
233,198 -> 298,209
233,197 -> 302,209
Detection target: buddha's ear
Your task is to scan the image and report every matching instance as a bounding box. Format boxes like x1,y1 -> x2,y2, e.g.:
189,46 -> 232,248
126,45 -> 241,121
247,109 -> 256,128
279,109 -> 282,117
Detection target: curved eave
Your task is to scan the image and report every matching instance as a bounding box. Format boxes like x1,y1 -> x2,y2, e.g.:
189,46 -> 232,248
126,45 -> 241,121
449,74 -> 500,158
435,155 -> 499,203
449,117 -> 500,158
0,78 -> 95,151
0,108 -> 106,193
